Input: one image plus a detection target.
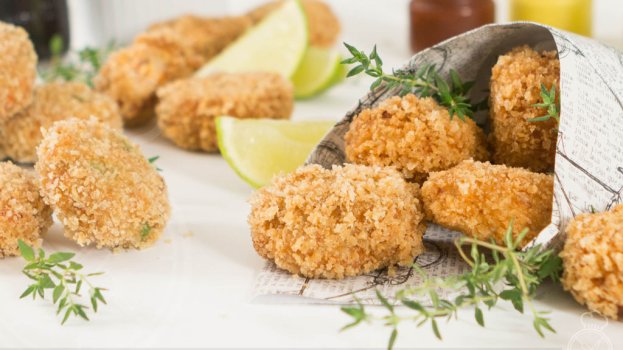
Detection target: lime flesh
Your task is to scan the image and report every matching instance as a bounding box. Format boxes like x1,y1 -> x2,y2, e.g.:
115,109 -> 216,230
216,117 -> 334,188
196,0 -> 308,78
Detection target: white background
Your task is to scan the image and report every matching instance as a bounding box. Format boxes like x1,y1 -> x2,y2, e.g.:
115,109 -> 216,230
1,0 -> 622,349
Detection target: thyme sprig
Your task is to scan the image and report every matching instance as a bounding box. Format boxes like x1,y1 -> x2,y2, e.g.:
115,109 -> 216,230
18,240 -> 108,325
529,84 -> 560,123
341,224 -> 562,350
341,43 -> 485,121
41,34 -> 115,88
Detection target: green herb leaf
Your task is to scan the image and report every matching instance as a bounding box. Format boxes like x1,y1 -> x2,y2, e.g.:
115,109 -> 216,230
18,240 -> 35,262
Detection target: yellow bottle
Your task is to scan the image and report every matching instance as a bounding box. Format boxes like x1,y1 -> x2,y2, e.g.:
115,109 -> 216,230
510,0 -> 592,36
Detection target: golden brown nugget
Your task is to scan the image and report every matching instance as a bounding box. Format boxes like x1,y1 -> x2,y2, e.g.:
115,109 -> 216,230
36,119 -> 170,250
0,22 -> 37,121
561,205 -> 623,320
249,164 -> 427,279
156,72 -> 293,152
247,0 -> 340,48
0,162 -> 52,257
490,45 -> 560,172
421,160 -> 553,247
345,94 -> 489,183
0,82 -> 122,163
147,15 -> 251,61
94,29 -> 202,126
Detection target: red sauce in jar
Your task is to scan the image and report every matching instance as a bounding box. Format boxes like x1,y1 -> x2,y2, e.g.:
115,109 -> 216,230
410,0 -> 495,53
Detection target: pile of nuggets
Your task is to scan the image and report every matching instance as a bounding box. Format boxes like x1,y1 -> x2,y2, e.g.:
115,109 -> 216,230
0,21 -> 170,255
0,0 -> 341,255
250,45 -> 622,319
95,0 -> 340,152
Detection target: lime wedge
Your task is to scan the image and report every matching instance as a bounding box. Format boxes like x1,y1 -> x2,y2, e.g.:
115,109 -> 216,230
292,47 -> 343,99
196,0 -> 308,78
216,117 -> 334,188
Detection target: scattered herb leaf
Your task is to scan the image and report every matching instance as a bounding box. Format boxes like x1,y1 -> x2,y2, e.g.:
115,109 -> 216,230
18,240 -> 108,325
340,223 -> 562,349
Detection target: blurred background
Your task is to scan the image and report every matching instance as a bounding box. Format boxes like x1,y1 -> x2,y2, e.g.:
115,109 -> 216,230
1,0 -> 621,61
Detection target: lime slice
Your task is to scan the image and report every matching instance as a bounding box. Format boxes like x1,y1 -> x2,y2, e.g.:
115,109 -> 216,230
216,117 -> 334,188
292,47 -> 343,99
196,0 -> 308,78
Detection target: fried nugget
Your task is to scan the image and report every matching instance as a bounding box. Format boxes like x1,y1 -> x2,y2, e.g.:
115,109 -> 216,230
94,29 -> 202,126
561,205 -> 623,320
247,0 -> 340,48
0,82 -> 122,163
146,15 -> 251,61
36,119 -> 170,250
345,95 -> 489,183
421,160 -> 553,247
489,45 -> 560,172
156,72 -> 293,152
0,21 -> 37,121
0,162 -> 52,257
249,164 -> 427,279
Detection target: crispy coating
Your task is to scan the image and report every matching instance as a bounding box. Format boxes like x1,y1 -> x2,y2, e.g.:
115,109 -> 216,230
0,21 -> 37,121
0,82 -> 122,163
0,162 -> 52,257
94,28 -> 202,126
247,0 -> 340,47
561,205 -> 623,320
156,72 -> 293,152
345,95 -> 489,183
36,119 -> 170,250
421,160 -> 553,247
249,164 -> 427,279
147,15 -> 251,61
490,45 -> 560,172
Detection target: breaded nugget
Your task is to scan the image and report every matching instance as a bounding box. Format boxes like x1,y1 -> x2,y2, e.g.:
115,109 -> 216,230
156,72 -> 293,152
249,164 -> 427,279
490,45 -> 560,172
561,205 -> 623,320
94,29 -> 202,126
0,82 -> 122,163
0,162 -> 52,257
36,119 -> 170,250
247,0 -> 340,48
0,22 -> 37,121
421,160 -> 553,247
147,15 -> 251,61
345,95 -> 489,183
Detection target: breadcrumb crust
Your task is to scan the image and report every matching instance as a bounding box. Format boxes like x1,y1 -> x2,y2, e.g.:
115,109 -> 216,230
0,162 -> 52,257
0,21 -> 37,121
36,119 -> 170,250
421,160 -> 553,247
489,45 -> 560,172
156,72 -> 293,152
0,82 -> 122,163
345,95 -> 489,182
249,164 -> 427,279
561,205 -> 623,320
95,15 -> 250,126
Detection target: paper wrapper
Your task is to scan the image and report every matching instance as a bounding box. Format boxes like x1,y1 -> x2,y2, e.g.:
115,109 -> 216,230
253,22 -> 623,305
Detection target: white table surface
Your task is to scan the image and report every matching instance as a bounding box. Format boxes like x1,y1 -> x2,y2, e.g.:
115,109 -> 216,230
2,1 -> 623,348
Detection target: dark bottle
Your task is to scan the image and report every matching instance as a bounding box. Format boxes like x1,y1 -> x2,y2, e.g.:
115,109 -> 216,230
410,0 -> 495,53
0,0 -> 70,59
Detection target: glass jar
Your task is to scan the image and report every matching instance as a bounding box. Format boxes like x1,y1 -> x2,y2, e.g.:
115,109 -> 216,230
0,0 -> 70,59
510,0 -> 592,37
410,0 -> 495,53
